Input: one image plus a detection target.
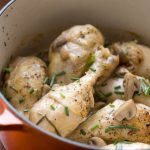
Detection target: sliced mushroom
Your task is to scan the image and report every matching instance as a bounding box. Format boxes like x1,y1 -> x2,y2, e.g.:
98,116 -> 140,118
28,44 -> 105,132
115,67 -> 129,77
114,99 -> 137,121
123,73 -> 140,100
89,137 -> 107,147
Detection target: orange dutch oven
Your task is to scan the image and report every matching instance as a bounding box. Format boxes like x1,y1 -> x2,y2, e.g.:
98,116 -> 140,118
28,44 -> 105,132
0,0 -> 150,149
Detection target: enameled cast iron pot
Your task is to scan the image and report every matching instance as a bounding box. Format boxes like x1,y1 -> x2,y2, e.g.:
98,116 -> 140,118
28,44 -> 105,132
0,0 -> 150,149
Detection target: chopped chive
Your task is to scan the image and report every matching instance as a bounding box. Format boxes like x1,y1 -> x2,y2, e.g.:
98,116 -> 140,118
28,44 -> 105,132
29,88 -> 34,94
86,54 -> 95,67
105,125 -> 140,133
50,105 -> 55,111
104,92 -> 112,97
80,129 -> 86,135
115,74 -> 124,78
50,71 -> 66,87
64,107 -> 69,116
43,76 -> 49,84
109,103 -> 115,108
114,91 -> 124,95
91,124 -> 99,131
6,96 -> 12,101
60,92 -> 65,98
95,91 -> 106,100
125,48 -> 129,56
71,77 -> 80,81
19,98 -> 25,104
3,67 -> 12,73
101,82 -> 107,87
90,68 -> 96,72
10,86 -> 18,93
134,91 -> 142,96
50,74 -> 56,87
56,71 -> 66,76
23,109 -> 29,112
101,62 -> 107,68
114,85 -> 121,90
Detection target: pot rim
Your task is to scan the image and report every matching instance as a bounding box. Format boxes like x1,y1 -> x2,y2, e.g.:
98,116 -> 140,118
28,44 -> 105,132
0,1 -> 101,149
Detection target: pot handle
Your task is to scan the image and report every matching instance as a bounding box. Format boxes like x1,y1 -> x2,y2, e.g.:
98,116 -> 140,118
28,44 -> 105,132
0,98 -> 23,128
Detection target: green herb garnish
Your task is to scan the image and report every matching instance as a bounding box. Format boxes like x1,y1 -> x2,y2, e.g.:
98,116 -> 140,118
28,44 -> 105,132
124,48 -> 129,56
50,71 -> 66,87
43,76 -> 49,84
114,91 -> 124,95
29,88 -> 34,94
91,124 -> 99,131
50,74 -> 56,87
105,125 -> 139,133
86,54 -> 95,67
50,105 -> 55,111
64,107 -> 69,116
114,85 -> 121,90
71,77 -> 80,81
105,92 -> 112,97
3,67 -> 12,73
101,62 -> 107,68
95,91 -> 106,100
134,91 -> 142,96
6,96 -> 12,101
90,68 -> 96,72
56,71 -> 66,76
109,103 -> 115,108
60,92 -> 65,98
23,109 -> 29,112
80,129 -> 86,135
19,98 -> 25,104
140,78 -> 150,96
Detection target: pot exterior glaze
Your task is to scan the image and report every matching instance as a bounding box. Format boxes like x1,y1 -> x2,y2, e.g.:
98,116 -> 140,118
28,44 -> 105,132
0,0 -> 150,150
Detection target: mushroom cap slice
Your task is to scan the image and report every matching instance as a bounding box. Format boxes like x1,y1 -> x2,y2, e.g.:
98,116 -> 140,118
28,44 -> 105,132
114,99 -> 137,121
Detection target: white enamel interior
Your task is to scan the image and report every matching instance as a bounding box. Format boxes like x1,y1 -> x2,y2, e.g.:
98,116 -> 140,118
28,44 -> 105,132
1,0 -> 150,76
